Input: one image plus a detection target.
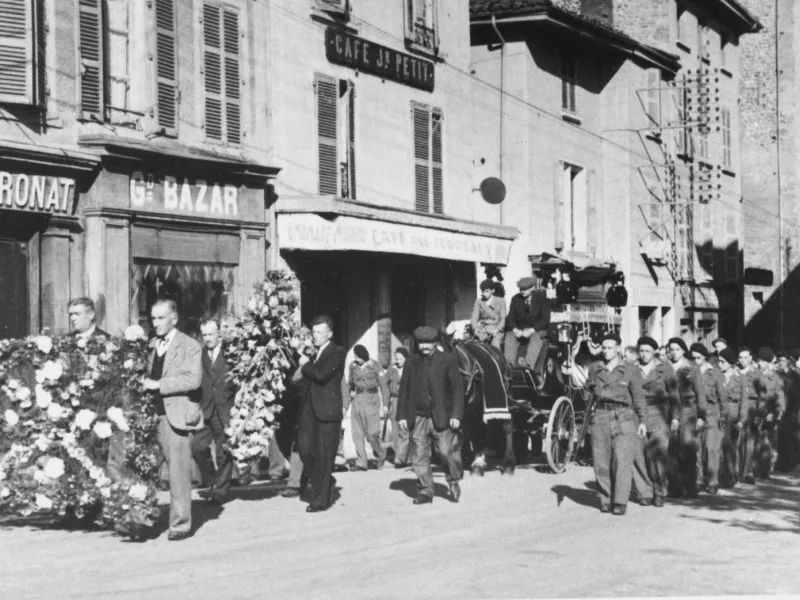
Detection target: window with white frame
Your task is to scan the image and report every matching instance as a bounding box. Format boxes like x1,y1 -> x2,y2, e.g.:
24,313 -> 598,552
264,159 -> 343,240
315,74 -> 356,199
561,165 -> 587,252
406,0 -> 438,54
412,102 -> 443,215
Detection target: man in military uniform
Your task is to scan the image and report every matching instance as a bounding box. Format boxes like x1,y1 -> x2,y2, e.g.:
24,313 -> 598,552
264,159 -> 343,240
470,280 -> 506,349
747,347 -> 786,480
690,343 -> 725,495
717,348 -> 747,487
504,277 -> 551,383
586,333 -> 648,515
383,347 -> 410,467
346,345 -> 386,472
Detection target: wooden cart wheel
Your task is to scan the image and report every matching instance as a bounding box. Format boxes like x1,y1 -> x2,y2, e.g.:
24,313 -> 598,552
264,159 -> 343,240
545,396 -> 576,474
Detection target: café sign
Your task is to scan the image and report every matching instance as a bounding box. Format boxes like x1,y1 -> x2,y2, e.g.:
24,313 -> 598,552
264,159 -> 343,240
130,171 -> 239,218
325,28 -> 435,92
0,171 -> 76,214
278,213 -> 513,265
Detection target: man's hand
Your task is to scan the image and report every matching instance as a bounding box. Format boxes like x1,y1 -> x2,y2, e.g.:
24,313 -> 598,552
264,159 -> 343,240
637,423 -> 647,438
142,378 -> 160,391
735,421 -> 744,431
449,418 -> 460,430
398,419 -> 408,432
298,355 -> 310,366
696,417 -> 705,431
766,413 -> 774,423
670,419 -> 680,433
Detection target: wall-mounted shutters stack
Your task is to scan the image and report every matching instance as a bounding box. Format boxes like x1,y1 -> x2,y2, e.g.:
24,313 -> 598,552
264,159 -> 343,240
316,74 -> 338,196
586,168 -> 597,255
78,0 -> 104,119
203,2 -> 240,144
155,0 -> 178,135
413,103 -> 443,215
222,9 -> 240,144
346,81 -> 356,199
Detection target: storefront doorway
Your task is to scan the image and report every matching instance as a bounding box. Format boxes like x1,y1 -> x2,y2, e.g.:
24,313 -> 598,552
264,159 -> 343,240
0,213 -> 41,338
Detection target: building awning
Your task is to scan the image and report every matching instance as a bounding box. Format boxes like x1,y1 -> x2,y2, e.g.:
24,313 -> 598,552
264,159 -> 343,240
277,198 -> 518,265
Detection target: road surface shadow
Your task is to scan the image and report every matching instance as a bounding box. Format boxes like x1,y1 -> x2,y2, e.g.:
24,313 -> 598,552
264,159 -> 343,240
147,499 -> 225,540
678,472 -> 800,534
551,484 -> 599,509
390,478 -> 449,500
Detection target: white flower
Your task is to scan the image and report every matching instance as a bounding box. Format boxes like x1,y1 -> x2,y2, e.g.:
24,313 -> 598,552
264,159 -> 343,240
124,324 -> 146,341
43,457 -> 65,479
36,336 -> 53,354
75,409 -> 97,430
128,483 -> 148,501
15,387 -> 31,402
60,391 -> 70,401
6,379 -> 20,390
76,337 -> 87,349
106,407 -> 129,432
93,421 -> 112,439
4,409 -> 19,426
0,487 -> 10,498
35,494 -> 53,510
35,385 -> 52,409
100,487 -> 111,499
79,379 -> 95,389
34,470 -> 49,484
47,403 -> 65,421
40,360 -> 63,382
123,359 -> 134,370
34,436 -> 50,452
35,370 -> 46,384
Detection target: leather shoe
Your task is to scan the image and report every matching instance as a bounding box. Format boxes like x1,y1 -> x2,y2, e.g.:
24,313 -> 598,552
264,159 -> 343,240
612,505 -> 627,516
306,504 -> 328,513
413,495 -> 433,505
167,531 -> 192,541
448,482 -> 461,503
394,462 -> 408,469
281,488 -> 301,498
599,505 -> 611,513
653,497 -> 665,508
198,486 -> 215,499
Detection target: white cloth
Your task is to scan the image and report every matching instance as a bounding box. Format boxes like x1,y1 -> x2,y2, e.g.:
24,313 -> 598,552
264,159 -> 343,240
156,328 -> 177,357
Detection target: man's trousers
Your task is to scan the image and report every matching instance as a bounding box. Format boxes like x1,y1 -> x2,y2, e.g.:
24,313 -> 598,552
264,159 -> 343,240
191,406 -> 233,495
351,392 -> 385,469
590,405 -> 637,508
410,417 -> 462,500
297,397 -> 341,509
696,409 -> 722,489
158,416 -> 192,535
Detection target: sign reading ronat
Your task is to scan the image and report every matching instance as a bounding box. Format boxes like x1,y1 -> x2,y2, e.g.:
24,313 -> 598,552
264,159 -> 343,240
129,171 -> 239,218
0,171 -> 76,214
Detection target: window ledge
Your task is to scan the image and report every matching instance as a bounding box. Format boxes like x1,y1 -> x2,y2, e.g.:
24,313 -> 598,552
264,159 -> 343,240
676,41 -> 691,54
561,111 -> 581,125
721,168 -> 736,177
310,9 -> 357,34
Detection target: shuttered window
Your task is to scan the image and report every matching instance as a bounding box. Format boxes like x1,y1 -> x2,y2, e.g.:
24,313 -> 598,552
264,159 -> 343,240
78,0 -> 104,119
154,0 -> 178,135
406,0 -> 438,54
675,81 -> 690,156
0,0 -> 34,104
721,107 -> 732,168
561,54 -> 576,113
203,2 -> 241,144
412,103 -> 443,215
315,75 -> 356,198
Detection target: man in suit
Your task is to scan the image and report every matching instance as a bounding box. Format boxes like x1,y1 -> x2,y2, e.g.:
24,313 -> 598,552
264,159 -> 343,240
68,297 -> 108,340
296,315 -> 347,513
191,317 -> 236,504
397,326 -> 464,505
141,299 -> 203,540
504,277 -> 551,384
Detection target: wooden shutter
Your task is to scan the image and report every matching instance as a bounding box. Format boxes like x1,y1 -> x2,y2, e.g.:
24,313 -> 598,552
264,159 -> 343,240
78,0 -> 104,119
0,0 -> 35,104
432,109 -> 443,215
413,104 -> 430,213
554,161 -> 564,251
222,8 -> 240,144
316,74 -> 338,196
203,3 -> 223,140
722,108 -> 732,168
154,0 -> 178,135
586,168 -> 598,255
347,81 -> 356,199
35,0 -> 45,107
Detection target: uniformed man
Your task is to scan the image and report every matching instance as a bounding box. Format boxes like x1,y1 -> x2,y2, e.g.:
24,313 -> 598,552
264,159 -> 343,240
637,336 -> 679,507
470,280 -> 507,349
346,345 -> 386,472
775,350 -> 800,472
690,342 -> 725,495
710,337 -> 728,368
383,347 -> 410,468
750,347 -> 785,480
717,348 -> 747,488
667,337 -> 707,499
586,333 -> 648,515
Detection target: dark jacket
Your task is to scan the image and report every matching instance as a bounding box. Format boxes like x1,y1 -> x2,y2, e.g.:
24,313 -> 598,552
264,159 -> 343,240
673,360 -> 708,418
505,290 -> 550,334
200,345 -> 236,426
587,359 -> 647,422
397,349 -> 464,430
639,359 -> 679,424
300,342 -> 347,422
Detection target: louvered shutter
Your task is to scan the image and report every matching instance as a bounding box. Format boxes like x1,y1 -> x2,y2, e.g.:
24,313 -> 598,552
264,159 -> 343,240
203,3 -> 223,140
554,161 -> 564,251
35,0 -> 45,107
586,168 -> 597,255
0,0 -> 34,104
722,108 -> 732,168
319,0 -> 348,15
316,74 -> 338,196
155,0 -> 178,135
78,0 -> 104,119
347,81 -> 356,199
676,83 -> 686,154
413,104 -> 430,213
431,110 -> 443,215
222,9 -> 240,144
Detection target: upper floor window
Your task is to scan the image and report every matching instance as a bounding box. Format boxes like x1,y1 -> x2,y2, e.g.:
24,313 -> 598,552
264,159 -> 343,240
406,0 -> 438,55
721,33 -> 732,71
561,54 -> 577,114
154,0 -> 178,135
412,102 -> 443,215
78,0 -> 105,119
202,2 -> 241,145
645,69 -> 662,127
315,74 -> 356,199
316,0 -> 349,19
698,21 -> 710,61
721,107 -> 733,169
0,0 -> 46,107
555,163 -> 597,255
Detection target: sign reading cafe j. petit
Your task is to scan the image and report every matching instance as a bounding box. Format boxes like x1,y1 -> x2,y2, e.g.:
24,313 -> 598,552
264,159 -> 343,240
129,171 -> 239,218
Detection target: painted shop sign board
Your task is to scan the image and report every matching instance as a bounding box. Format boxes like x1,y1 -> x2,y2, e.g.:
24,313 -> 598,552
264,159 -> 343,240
325,28 -> 435,92
0,172 -> 76,214
278,213 -> 512,265
129,171 -> 239,219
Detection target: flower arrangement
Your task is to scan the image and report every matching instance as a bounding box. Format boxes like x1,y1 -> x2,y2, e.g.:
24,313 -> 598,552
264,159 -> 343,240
0,326 -> 162,530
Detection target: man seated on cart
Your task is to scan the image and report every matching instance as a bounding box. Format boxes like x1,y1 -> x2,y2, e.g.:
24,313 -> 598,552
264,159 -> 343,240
504,277 -> 551,386
470,279 -> 506,350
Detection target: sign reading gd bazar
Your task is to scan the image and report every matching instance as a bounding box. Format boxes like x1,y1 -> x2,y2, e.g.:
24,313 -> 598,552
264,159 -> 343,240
278,213 -> 512,265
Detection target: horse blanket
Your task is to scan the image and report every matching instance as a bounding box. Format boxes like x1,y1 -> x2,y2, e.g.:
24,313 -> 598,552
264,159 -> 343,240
462,342 -> 511,421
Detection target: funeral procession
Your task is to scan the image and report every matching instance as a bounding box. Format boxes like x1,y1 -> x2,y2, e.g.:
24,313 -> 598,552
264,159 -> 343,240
1,0 -> 799,599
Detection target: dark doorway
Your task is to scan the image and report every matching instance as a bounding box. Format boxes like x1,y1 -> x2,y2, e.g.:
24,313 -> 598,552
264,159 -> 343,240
0,212 -> 40,339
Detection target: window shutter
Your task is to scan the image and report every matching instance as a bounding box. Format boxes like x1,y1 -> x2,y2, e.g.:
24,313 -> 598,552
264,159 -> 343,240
155,0 -> 178,135
0,0 -> 35,105
78,0 -> 104,119
554,161 -> 564,251
319,0 -> 348,15
586,168 -> 598,255
222,8 -> 240,144
203,3 -> 223,140
35,0 -> 45,107
432,110 -> 443,215
316,74 -> 338,196
413,104 -> 430,213
722,108 -> 732,168
347,81 -> 356,199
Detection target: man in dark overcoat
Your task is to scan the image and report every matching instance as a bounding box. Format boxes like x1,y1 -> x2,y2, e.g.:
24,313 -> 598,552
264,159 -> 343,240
504,277 -> 551,382
397,326 -> 464,505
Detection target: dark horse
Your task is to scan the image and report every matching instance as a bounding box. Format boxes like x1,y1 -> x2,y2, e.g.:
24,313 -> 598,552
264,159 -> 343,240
442,332 -> 516,476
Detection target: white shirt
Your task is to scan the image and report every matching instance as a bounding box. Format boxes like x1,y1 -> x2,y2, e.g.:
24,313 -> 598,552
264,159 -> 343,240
315,341 -> 330,362
77,325 -> 96,340
156,328 -> 177,357
208,344 -> 221,363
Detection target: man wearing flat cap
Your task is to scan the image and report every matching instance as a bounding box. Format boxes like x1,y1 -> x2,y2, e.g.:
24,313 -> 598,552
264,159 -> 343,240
504,276 -> 551,383
690,342 -> 726,494
345,344 -> 386,472
470,280 -> 506,349
397,326 -> 464,505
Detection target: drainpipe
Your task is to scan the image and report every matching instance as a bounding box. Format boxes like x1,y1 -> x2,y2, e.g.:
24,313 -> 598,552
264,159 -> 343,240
491,14 -> 505,226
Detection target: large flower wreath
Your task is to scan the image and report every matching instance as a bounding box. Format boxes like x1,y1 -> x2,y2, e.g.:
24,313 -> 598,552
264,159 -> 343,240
0,327 -> 162,529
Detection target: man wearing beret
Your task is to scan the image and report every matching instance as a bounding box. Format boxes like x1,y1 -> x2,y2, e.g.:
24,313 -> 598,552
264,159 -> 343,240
470,279 -> 507,349
397,326 -> 465,505
384,347 -> 410,467
345,345 -> 386,472
504,277 -> 551,384
690,342 -> 726,495
716,347 -> 748,487
667,337 -> 707,498
586,333 -> 648,515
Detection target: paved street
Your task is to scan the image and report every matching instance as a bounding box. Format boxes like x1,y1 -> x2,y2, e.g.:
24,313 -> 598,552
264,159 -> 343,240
2,462 -> 799,600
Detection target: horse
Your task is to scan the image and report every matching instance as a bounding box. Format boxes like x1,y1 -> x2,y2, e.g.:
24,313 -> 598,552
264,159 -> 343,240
441,323 -> 516,476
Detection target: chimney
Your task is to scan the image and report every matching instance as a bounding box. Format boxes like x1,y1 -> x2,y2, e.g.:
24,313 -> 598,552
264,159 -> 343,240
580,0 -> 613,26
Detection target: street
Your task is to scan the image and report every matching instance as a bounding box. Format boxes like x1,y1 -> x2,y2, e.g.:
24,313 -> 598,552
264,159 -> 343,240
2,462 -> 799,599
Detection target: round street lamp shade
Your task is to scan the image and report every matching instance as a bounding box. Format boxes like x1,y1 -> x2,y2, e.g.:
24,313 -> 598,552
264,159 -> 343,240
480,177 -> 506,205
